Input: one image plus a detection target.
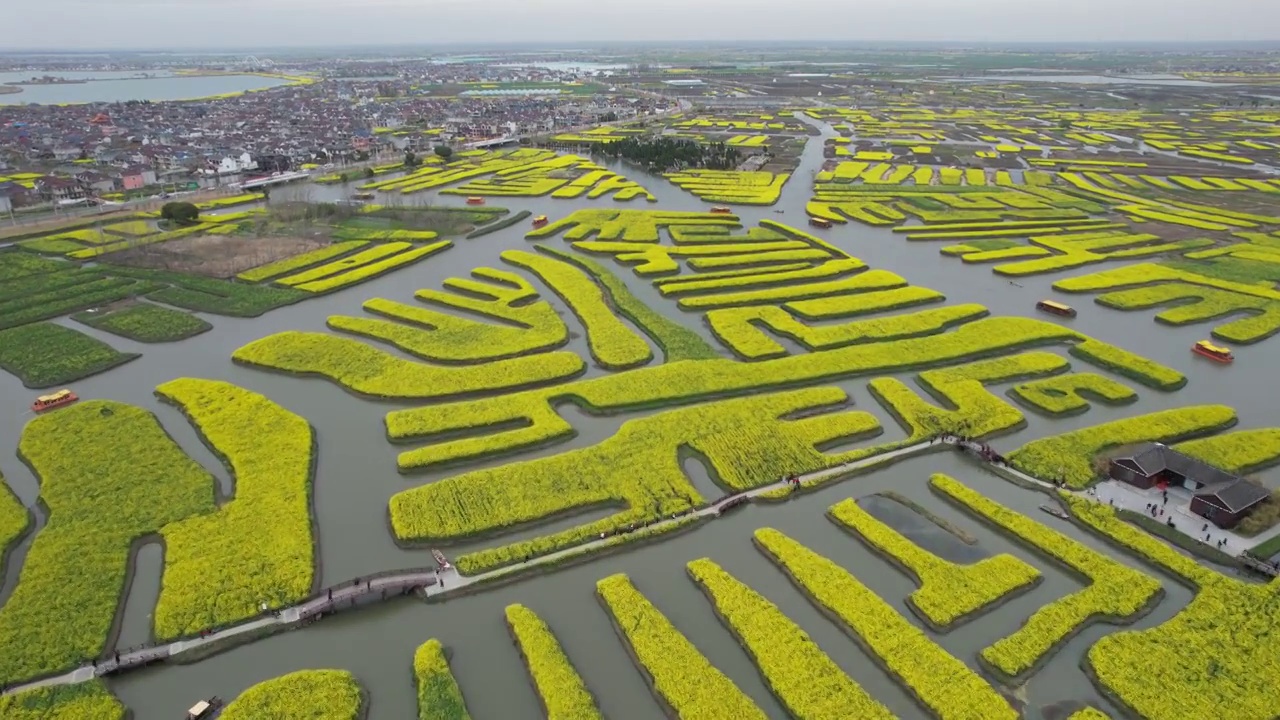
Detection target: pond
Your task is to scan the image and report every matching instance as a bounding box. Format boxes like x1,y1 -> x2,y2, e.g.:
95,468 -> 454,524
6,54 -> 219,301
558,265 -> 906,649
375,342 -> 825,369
0,116 -> 1267,718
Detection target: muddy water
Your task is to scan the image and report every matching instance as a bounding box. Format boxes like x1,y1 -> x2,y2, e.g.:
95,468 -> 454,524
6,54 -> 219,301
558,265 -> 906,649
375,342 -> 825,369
0,120 -> 1268,718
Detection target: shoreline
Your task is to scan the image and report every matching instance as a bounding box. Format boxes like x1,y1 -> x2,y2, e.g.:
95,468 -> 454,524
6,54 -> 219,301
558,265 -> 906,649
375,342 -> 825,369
0,71 -> 314,107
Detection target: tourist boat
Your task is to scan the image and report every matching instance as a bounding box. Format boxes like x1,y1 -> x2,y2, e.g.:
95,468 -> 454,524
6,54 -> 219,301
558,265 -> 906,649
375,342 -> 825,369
186,697 -> 224,720
1035,300 -> 1077,318
1192,340 -> 1233,363
709,206 -> 732,214
31,389 -> 77,413
465,196 -> 485,205
1038,504 -> 1069,520
351,192 -> 375,200
809,217 -> 833,229
531,215 -> 549,228
431,548 -> 452,570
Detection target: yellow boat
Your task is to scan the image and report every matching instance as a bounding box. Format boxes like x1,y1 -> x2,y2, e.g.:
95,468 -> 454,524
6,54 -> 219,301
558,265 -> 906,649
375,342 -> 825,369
1192,340 -> 1233,363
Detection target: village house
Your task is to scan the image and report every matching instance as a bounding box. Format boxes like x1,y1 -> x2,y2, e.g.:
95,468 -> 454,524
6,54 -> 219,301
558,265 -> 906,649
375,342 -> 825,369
118,165 -> 158,190
34,175 -> 86,202
1109,443 -> 1271,529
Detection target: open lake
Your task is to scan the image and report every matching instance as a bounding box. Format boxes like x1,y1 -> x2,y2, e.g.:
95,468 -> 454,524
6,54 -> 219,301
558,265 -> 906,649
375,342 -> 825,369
0,116 -> 1271,718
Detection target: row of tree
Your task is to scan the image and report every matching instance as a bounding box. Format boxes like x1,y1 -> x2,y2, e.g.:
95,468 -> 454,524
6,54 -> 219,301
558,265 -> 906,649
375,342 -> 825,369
597,137 -> 741,171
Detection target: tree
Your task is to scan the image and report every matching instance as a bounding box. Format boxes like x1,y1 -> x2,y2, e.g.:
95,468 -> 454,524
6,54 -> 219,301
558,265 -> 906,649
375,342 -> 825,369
434,145 -> 453,160
363,167 -> 376,179
404,151 -> 419,168
160,201 -> 199,226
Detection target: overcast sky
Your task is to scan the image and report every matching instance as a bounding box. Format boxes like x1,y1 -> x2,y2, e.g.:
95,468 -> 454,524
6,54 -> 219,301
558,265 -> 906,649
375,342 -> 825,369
8,0 -> 1280,50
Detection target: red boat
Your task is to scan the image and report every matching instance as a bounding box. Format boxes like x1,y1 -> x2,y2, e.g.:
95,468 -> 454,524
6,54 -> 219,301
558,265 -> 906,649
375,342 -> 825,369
809,217 -> 833,229
709,206 -> 732,214
32,389 -> 78,413
531,214 -> 549,228
1036,300 -> 1077,318
1192,340 -> 1233,363
465,196 -> 485,205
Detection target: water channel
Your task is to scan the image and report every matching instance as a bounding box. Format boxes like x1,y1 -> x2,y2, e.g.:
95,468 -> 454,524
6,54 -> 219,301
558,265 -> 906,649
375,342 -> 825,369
0,118 -> 1270,718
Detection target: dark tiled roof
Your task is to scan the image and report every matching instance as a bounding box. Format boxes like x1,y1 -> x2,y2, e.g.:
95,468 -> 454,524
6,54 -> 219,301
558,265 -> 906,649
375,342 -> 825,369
1119,443 -> 1239,487
1196,479 -> 1272,513
1120,443 -> 1272,513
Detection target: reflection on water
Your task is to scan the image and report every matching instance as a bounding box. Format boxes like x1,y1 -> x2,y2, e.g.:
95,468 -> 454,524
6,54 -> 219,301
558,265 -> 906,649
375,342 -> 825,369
858,494 -> 988,564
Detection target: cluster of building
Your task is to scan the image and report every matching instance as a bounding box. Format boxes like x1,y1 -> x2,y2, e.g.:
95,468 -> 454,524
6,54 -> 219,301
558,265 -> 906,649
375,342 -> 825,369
0,62 -> 673,210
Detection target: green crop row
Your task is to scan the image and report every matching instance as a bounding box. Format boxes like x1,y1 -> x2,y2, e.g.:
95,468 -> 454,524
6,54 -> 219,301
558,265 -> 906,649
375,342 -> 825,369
1095,283 -> 1280,345
0,474 -> 28,570
237,241 -> 370,282
331,228 -> 439,242
0,681 -> 125,720
391,387 -> 880,572
292,242 -> 452,294
276,242 -> 414,286
657,258 -> 862,297
331,298 -> 566,365
687,557 -> 895,719
234,330 -> 585,400
106,265 -> 309,317
869,352 -> 1066,441
73,302 -> 211,343
754,527 -> 1018,720
153,379 -> 315,640
221,669 -> 363,720
538,247 -> 719,361
504,605 -> 601,719
1068,338 -> 1186,391
708,303 -> 986,361
1008,372 -> 1137,416
381,315 -> 1107,464
1008,405 -> 1238,489
1067,497 -> 1280,720
0,322 -> 139,388
1173,428 -> 1280,475
503,250 -> 653,370
66,223 -> 215,259
414,639 -> 472,720
0,274 -> 160,330
465,210 -> 532,238
929,474 -> 1161,681
0,401 -> 214,685
526,208 -> 741,243
597,573 -> 767,720
829,499 -> 1041,629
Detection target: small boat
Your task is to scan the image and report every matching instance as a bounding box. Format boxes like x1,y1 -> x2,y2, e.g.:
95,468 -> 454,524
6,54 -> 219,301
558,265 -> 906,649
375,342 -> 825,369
186,697 -> 224,720
709,206 -> 732,214
351,191 -> 375,200
531,215 -> 549,228
465,196 -> 485,205
431,548 -> 452,570
809,217 -> 833,229
31,389 -> 77,413
1036,300 -> 1077,318
1192,340 -> 1233,363
773,209 -> 784,214
1039,504 -> 1069,520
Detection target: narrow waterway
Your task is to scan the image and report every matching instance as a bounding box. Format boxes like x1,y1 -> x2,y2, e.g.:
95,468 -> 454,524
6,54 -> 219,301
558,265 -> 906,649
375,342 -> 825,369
0,123 -> 1270,718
